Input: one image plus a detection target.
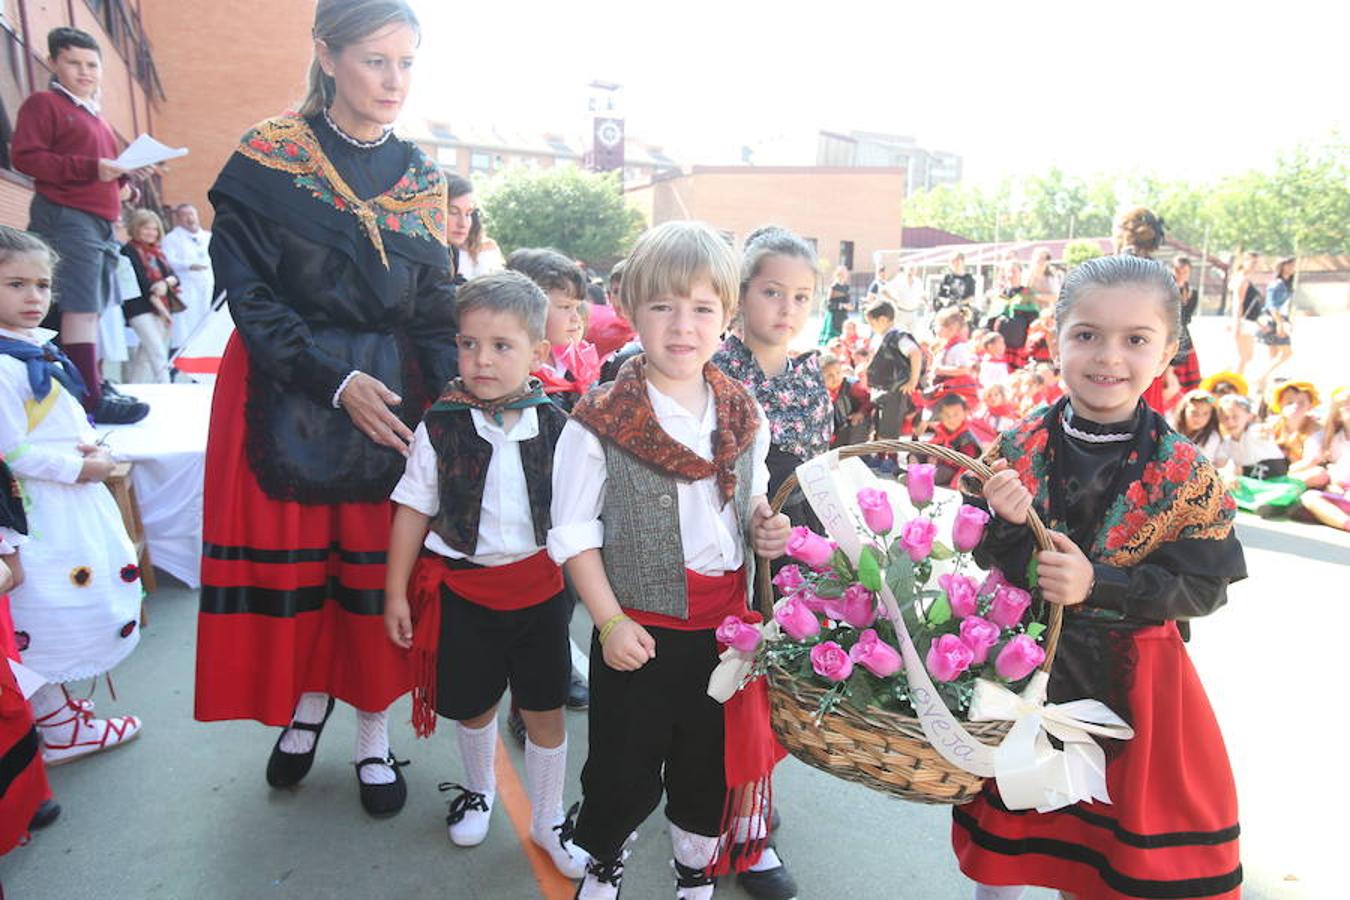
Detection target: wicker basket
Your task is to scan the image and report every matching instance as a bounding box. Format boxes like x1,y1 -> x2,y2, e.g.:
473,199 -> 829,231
756,440 -> 1061,805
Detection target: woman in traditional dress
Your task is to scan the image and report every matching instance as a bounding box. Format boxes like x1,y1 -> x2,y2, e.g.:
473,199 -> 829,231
194,0 -> 458,818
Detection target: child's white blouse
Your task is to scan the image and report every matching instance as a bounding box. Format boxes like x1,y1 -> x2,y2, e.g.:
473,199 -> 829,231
0,327 -> 95,486
548,381 -> 770,576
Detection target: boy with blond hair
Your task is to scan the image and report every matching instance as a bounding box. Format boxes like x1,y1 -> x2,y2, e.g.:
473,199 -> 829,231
550,222 -> 792,899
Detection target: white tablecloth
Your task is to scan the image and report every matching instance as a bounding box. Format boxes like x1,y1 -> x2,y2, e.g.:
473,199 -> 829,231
100,383 -> 214,588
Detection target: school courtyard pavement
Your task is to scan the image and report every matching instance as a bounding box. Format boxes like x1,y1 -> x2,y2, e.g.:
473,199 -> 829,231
2,515 -> 1346,900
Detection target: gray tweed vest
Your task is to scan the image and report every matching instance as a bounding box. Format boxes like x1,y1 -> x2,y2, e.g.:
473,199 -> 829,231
600,442 -> 756,620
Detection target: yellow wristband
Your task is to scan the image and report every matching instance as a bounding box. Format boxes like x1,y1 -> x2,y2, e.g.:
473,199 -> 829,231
598,613 -> 629,645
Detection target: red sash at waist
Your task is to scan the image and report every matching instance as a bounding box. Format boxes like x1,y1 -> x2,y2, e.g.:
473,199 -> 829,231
625,567 -> 747,632
413,549 -> 562,612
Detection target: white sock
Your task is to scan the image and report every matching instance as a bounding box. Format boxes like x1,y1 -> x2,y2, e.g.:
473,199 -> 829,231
30,683 -> 67,721
669,822 -> 718,870
975,886 -> 1027,900
455,719 -> 498,797
731,815 -> 781,872
525,736 -> 567,834
278,691 -> 330,754
354,708 -> 394,785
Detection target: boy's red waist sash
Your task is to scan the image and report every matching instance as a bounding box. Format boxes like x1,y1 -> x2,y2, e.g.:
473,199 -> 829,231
406,550 -> 561,737
413,549 -> 562,611
624,567 -> 747,631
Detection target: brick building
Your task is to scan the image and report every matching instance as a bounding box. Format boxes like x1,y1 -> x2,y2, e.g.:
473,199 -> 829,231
624,165 -> 906,275
403,118 -> 681,186
1,0 -> 311,230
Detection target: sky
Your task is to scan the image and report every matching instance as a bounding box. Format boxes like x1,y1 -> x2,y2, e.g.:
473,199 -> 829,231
406,0 -> 1348,186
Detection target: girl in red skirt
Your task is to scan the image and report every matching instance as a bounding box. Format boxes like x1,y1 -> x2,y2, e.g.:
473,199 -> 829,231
194,0 -> 458,818
958,255 -> 1246,900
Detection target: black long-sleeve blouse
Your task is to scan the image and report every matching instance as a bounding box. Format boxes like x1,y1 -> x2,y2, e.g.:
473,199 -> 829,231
972,400 -> 1245,721
208,113 -> 458,503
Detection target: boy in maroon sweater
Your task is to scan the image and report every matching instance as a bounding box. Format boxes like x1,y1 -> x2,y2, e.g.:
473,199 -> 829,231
11,27 -> 151,423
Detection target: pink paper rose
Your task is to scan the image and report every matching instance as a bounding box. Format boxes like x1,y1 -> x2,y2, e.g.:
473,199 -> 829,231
810,641 -> 854,682
774,596 -> 822,640
848,629 -> 903,677
952,505 -> 991,553
824,583 -> 877,629
979,567 -> 1006,598
856,487 -> 894,535
907,463 -> 936,507
989,584 -> 1033,628
958,615 -> 1001,664
995,634 -> 1046,681
938,572 -> 980,619
715,615 -> 762,653
786,527 -> 834,569
772,564 -> 806,596
926,633 -> 975,682
899,516 -> 938,562
796,585 -> 828,614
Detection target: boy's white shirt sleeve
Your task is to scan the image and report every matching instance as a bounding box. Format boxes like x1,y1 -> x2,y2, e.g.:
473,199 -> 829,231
388,423 -> 439,517
547,418 -> 606,565
0,374 -> 83,485
751,399 -> 771,497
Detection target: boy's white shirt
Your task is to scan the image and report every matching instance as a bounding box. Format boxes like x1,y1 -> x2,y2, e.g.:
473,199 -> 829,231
548,379 -> 770,575
390,406 -> 543,567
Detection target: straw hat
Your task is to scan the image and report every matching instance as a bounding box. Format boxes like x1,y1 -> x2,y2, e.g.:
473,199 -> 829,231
1198,371 -> 1248,398
1269,380 -> 1320,414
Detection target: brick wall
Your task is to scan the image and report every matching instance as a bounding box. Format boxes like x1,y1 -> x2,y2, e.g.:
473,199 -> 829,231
628,166 -> 907,275
1,0 -> 153,228
138,0 -> 314,224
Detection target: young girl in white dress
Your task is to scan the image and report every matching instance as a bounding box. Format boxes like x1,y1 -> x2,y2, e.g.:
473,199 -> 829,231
0,225 -> 142,765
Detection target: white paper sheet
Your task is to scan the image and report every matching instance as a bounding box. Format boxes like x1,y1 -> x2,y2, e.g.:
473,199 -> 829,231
114,134 -> 189,170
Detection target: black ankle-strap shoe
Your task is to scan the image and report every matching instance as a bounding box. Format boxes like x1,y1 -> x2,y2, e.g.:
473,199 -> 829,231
29,798 -> 62,831
265,696 -> 335,788
355,751 -> 409,818
735,845 -> 798,900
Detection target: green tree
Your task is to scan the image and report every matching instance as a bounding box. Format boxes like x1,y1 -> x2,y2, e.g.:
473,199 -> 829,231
482,166 -> 644,263
1062,239 -> 1103,268
1204,136 -> 1350,255
902,133 -> 1349,255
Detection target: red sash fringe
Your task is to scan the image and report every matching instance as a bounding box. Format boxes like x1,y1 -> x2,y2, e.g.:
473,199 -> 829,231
407,550 -> 562,737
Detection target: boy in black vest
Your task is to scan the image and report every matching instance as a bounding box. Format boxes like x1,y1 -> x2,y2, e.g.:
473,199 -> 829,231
383,271 -> 585,878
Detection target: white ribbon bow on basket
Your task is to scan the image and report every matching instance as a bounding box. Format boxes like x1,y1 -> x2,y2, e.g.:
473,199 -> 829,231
968,671 -> 1134,812
787,451 -> 1135,813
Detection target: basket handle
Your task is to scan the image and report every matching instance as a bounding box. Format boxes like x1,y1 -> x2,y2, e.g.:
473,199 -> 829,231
756,440 -> 1062,672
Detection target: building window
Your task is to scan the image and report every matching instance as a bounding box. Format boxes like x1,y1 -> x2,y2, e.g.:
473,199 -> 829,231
839,240 -> 855,271
470,151 -> 493,173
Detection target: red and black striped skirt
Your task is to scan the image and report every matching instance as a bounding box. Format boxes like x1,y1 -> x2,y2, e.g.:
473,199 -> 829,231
194,337 -> 411,726
952,623 -> 1241,899
1173,348 -> 1203,393
1,596 -> 49,854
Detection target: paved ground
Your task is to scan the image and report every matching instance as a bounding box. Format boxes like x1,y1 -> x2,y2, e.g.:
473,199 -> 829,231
2,514 -> 1346,900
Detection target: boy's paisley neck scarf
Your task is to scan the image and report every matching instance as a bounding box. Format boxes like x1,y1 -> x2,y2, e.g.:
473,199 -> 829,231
571,354 -> 759,506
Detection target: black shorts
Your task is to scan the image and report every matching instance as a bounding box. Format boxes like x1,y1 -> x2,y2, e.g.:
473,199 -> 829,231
434,586 -> 571,721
